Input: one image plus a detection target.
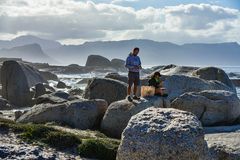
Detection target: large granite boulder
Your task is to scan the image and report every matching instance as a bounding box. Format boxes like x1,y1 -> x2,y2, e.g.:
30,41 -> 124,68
85,55 -> 112,67
0,84 -> 2,96
164,75 -> 235,101
84,78 -> 127,104
101,97 -> 170,138
68,88 -> 83,96
1,60 -> 46,107
117,108 -> 209,160
17,99 -> 108,129
171,90 -> 240,126
39,71 -> 58,81
111,58 -> 125,66
0,97 -> 12,110
59,64 -> 86,74
111,59 -> 126,71
34,83 -> 46,98
56,81 -> 67,88
105,73 -> 128,83
155,65 -> 198,76
63,64 -> 85,74
231,79 -> 240,87
192,67 -> 236,93
228,72 -> 240,78
150,64 -> 175,72
205,132 -> 240,160
104,73 -> 151,87
36,91 -> 71,104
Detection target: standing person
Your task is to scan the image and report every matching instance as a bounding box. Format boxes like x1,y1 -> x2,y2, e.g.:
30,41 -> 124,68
125,47 -> 142,102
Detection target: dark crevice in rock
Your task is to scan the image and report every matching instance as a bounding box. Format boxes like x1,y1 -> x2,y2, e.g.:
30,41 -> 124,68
199,105 -> 207,121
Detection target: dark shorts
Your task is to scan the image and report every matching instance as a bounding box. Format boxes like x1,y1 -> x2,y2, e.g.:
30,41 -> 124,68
128,72 -> 140,86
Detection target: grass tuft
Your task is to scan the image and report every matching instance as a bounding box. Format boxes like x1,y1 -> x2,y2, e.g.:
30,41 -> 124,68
43,131 -> 81,149
78,138 -> 120,160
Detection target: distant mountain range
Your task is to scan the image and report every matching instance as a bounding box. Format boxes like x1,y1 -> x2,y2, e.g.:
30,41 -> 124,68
0,35 -> 240,66
0,43 -> 57,64
0,35 -> 61,50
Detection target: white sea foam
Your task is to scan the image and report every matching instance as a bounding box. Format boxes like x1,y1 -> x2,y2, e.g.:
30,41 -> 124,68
237,88 -> 240,98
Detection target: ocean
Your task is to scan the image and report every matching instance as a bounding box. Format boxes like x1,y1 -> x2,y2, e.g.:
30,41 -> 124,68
221,66 -> 240,98
54,66 -> 240,98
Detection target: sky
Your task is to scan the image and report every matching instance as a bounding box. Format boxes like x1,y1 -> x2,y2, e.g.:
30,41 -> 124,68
0,0 -> 240,45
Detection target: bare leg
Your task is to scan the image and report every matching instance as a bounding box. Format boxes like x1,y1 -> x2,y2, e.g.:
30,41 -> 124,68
155,88 -> 162,95
128,85 -> 132,95
133,85 -> 138,96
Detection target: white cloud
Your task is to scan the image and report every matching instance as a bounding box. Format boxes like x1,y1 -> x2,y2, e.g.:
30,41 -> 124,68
0,0 -> 239,44
131,4 -> 240,43
164,4 -> 238,29
111,0 -> 139,4
0,0 -> 142,40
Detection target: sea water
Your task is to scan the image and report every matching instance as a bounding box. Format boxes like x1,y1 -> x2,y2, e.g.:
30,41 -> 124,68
221,66 -> 240,98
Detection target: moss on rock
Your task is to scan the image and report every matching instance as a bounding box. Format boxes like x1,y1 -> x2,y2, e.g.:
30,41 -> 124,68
0,118 -> 120,159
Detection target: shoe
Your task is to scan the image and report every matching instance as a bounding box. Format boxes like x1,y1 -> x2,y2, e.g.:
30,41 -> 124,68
154,93 -> 168,97
162,94 -> 168,97
133,95 -> 140,100
155,93 -> 162,97
127,95 -> 133,102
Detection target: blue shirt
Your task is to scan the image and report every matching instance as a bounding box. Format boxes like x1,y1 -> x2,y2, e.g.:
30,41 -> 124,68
125,54 -> 141,72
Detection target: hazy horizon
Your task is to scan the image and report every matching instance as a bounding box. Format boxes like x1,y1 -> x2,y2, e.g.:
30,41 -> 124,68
1,35 -> 240,66
2,35 -> 240,46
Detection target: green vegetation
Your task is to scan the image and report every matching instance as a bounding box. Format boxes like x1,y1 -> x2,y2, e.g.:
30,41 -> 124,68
0,118 -> 81,149
20,126 -> 81,149
0,118 -> 120,160
78,138 -> 120,160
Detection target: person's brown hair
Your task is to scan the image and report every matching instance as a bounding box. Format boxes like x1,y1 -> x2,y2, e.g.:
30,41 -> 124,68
133,47 -> 139,52
151,71 -> 161,78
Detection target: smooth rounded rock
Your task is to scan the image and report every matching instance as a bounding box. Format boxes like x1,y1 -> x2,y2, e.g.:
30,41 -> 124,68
117,107 -> 209,160
17,99 -> 108,129
84,78 -> 127,104
171,90 -> 240,126
101,96 -> 170,138
1,60 -> 46,107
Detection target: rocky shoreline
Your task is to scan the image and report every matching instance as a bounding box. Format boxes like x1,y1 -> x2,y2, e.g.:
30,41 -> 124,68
0,57 -> 240,160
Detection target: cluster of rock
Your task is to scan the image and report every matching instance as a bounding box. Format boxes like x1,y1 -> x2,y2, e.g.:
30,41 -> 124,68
29,55 -> 128,74
0,60 -> 83,110
86,55 -> 126,71
0,60 -> 239,159
119,65 -> 240,159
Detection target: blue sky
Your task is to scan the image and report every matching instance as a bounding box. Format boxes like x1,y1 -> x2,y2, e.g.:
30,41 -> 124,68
78,0 -> 240,10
